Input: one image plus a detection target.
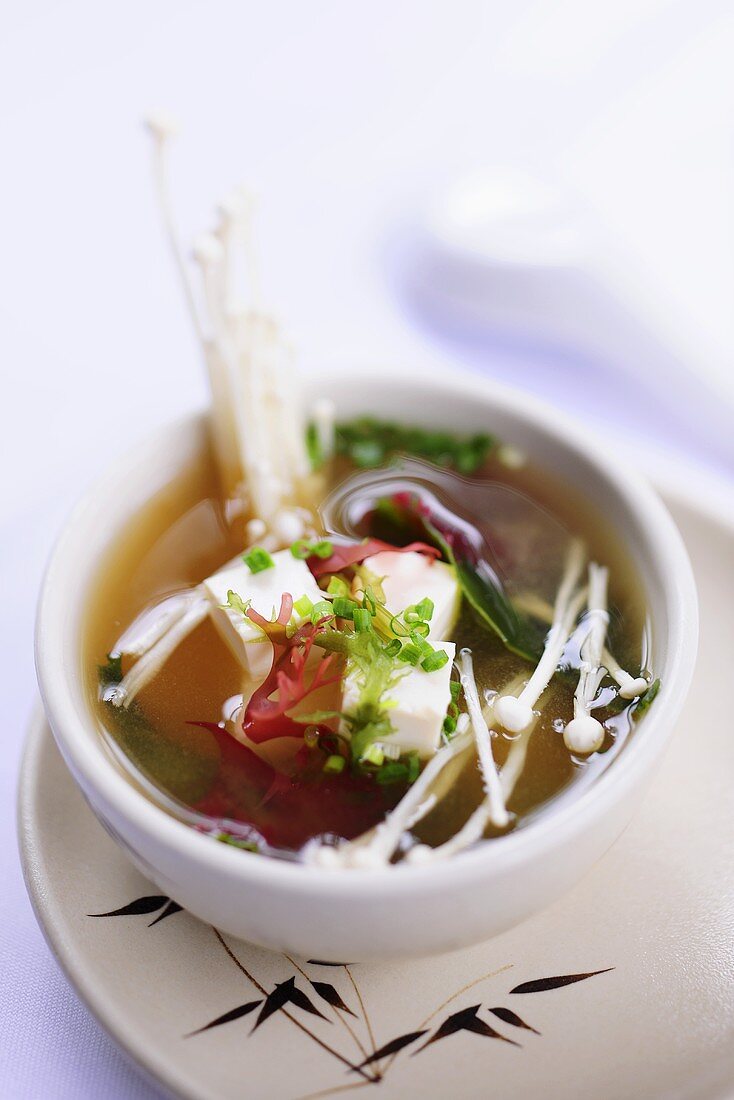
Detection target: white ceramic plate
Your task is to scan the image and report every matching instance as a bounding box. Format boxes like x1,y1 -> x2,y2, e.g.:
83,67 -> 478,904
19,481 -> 734,1100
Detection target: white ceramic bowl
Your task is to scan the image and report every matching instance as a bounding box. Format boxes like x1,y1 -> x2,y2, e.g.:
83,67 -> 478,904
35,369 -> 698,961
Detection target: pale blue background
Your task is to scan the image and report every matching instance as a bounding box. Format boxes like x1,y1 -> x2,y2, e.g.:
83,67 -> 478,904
2,1 -> 733,1096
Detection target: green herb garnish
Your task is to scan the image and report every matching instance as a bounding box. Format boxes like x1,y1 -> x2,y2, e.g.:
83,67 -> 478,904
332,596 -> 358,620
242,546 -> 274,574
326,575 -> 350,597
397,643 -> 422,666
224,590 -> 250,616
291,538 -> 333,560
293,593 -> 314,617
361,743 -> 385,766
316,416 -> 495,474
443,679 -> 463,738
422,649 -> 449,672
405,597 -> 434,623
353,608 -> 373,633
310,599 -> 334,624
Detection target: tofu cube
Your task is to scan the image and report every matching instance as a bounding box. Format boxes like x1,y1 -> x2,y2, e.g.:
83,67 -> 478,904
359,551 -> 461,639
341,641 -> 456,759
203,550 -> 323,680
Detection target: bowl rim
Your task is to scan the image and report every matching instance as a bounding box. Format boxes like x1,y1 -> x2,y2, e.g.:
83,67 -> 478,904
35,366 -> 699,896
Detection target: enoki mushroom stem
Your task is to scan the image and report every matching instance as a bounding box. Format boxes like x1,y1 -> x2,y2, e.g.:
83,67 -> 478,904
563,563 -> 609,754
457,649 -> 510,829
494,538 -> 586,735
145,117 -> 311,527
305,716 -> 474,869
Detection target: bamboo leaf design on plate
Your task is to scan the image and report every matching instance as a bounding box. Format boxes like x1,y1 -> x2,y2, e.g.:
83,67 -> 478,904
414,1005 -> 519,1054
310,980 -> 356,1017
307,959 -> 351,967
252,976 -> 329,1032
489,1007 -> 540,1034
88,895 -> 171,918
148,899 -> 183,926
351,1030 -> 429,1069
186,1000 -> 263,1037
510,968 -> 614,994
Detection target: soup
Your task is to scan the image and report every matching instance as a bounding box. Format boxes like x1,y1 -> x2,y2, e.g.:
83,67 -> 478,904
85,420 -> 654,867
84,121 -> 658,869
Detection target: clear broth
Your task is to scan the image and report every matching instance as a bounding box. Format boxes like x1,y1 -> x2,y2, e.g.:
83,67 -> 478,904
84,439 -> 649,859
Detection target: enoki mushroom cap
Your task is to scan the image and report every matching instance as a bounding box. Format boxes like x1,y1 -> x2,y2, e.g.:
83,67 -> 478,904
494,695 -> 534,734
619,676 -> 649,700
563,715 -> 605,754
405,844 -> 433,865
144,111 -> 179,141
348,847 -> 386,870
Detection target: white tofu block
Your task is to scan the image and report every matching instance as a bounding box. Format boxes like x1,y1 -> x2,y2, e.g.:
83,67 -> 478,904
203,550 -> 323,679
341,641 -> 456,759
360,551 -> 461,639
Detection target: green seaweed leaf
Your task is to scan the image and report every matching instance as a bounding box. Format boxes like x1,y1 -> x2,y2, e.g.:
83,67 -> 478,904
418,515 -> 543,664
633,677 -> 660,719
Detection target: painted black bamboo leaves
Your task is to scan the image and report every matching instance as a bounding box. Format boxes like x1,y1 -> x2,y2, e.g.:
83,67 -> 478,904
252,977 -> 328,1032
88,894 -> 183,926
89,892 -> 614,1095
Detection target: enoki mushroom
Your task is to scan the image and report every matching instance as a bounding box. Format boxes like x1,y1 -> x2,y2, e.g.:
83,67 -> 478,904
493,539 -> 587,735
145,115 -> 311,530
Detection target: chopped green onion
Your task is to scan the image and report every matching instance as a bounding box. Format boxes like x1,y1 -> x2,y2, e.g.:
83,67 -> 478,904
311,600 -> 334,623
389,614 -> 410,638
323,754 -> 346,775
409,621 -> 430,639
290,538 -> 333,560
242,546 -> 274,574
375,762 -> 408,785
361,743 -> 385,766
353,608 -> 373,633
407,753 -> 420,783
422,649 -> 449,672
398,644 -> 422,666
331,416 -> 494,474
327,575 -> 349,597
293,594 -> 314,617
442,714 -> 457,735
450,680 -> 462,700
361,587 -> 377,615
332,596 -> 358,619
415,597 -> 434,622
404,597 -> 434,625
383,638 -> 402,658
410,631 -> 433,655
